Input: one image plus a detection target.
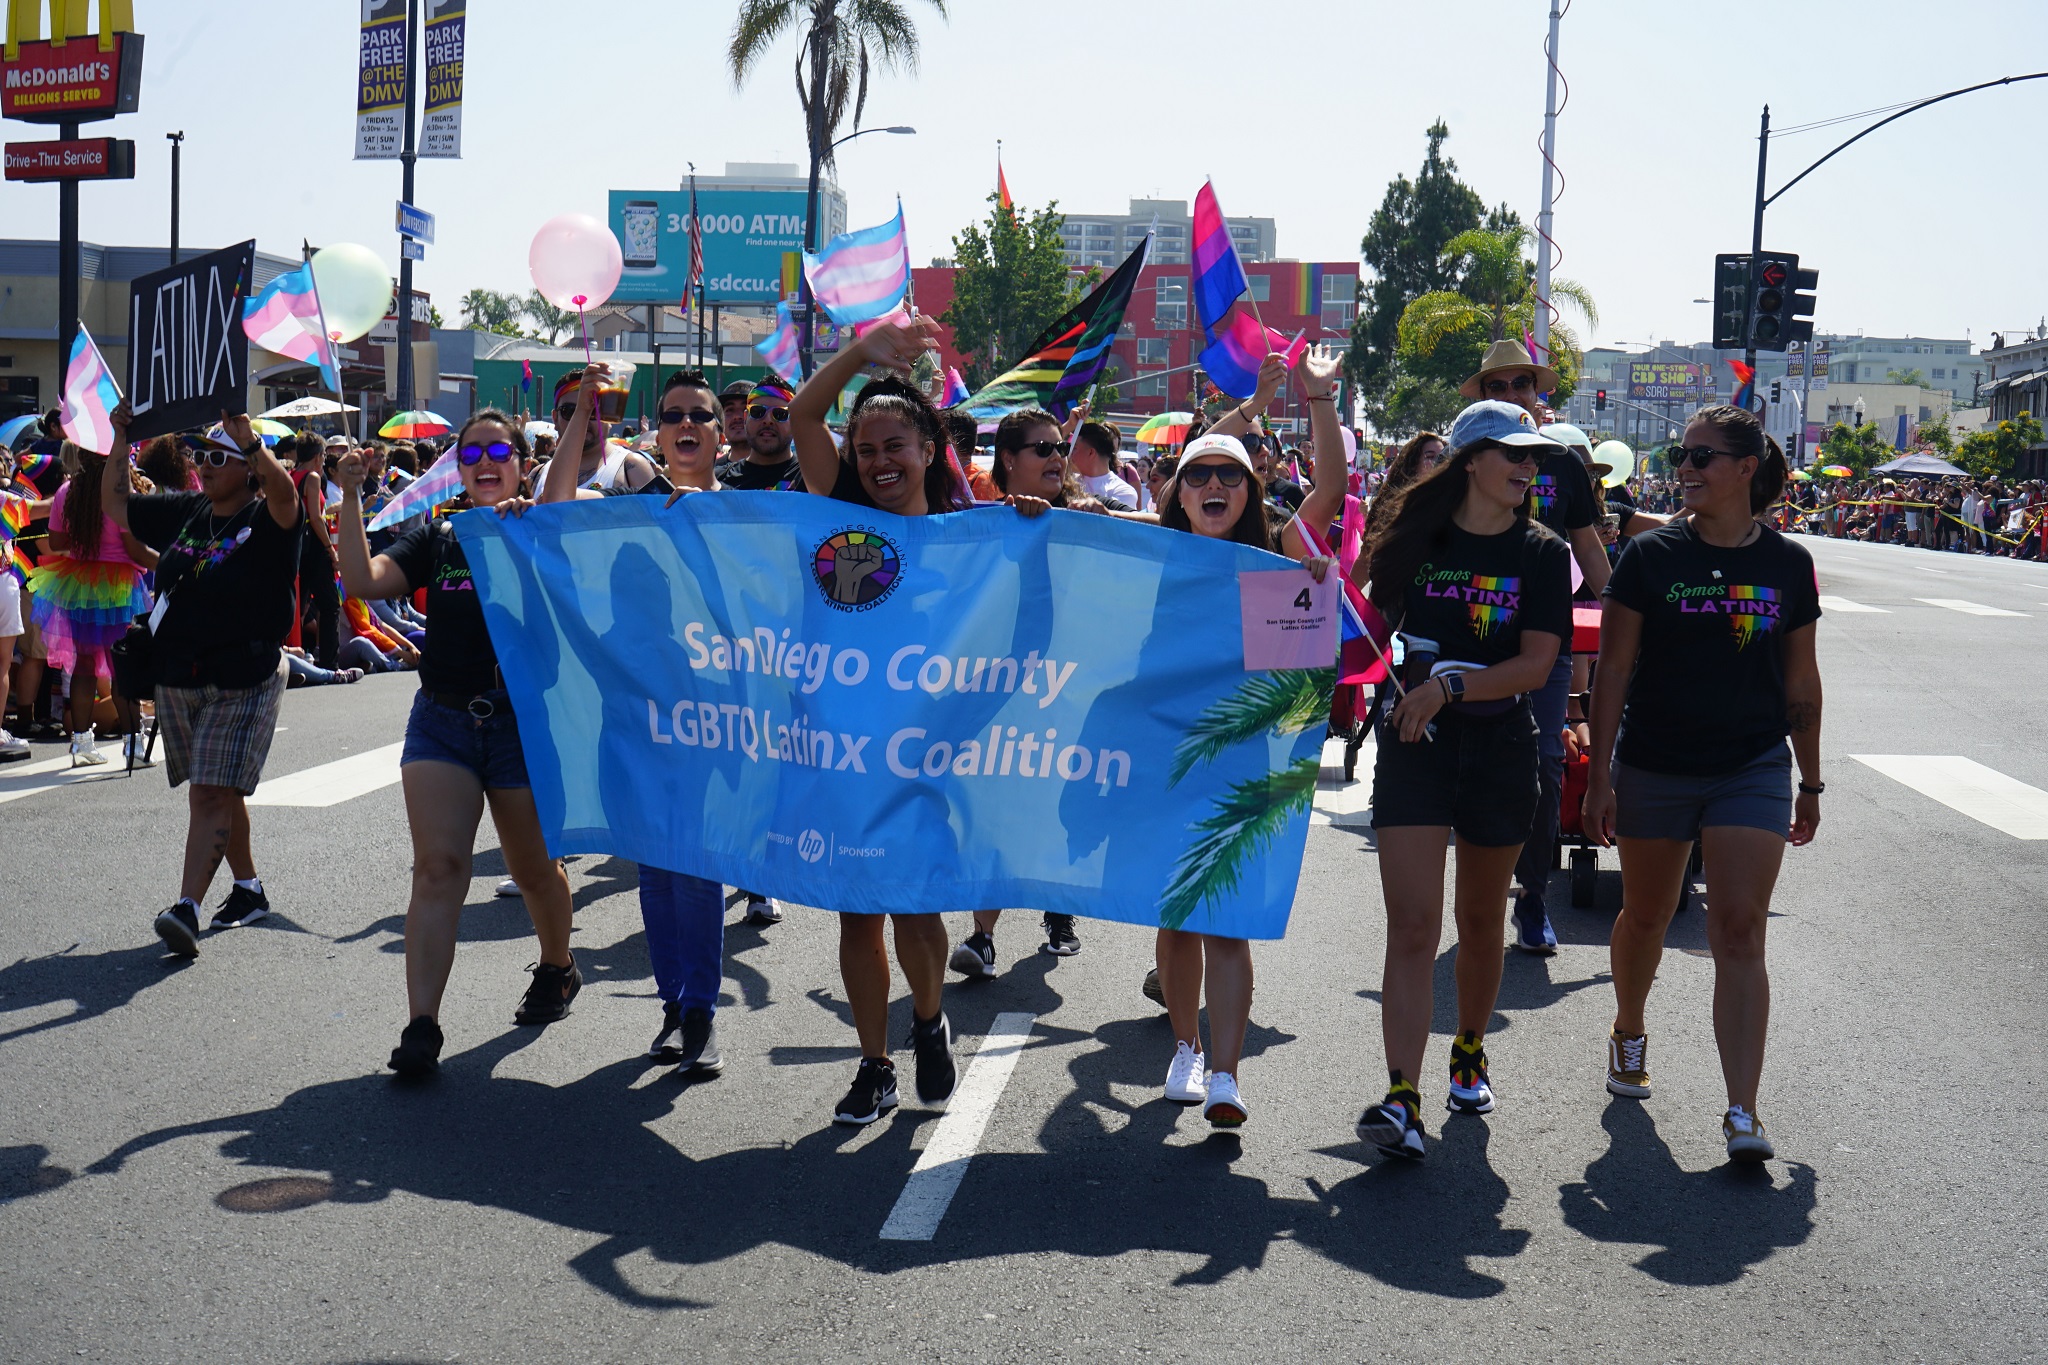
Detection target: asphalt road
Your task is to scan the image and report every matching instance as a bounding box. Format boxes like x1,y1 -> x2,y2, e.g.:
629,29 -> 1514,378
1,532 -> 2042,1364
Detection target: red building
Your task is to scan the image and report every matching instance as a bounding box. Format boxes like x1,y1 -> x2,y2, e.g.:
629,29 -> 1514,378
912,260 -> 1358,431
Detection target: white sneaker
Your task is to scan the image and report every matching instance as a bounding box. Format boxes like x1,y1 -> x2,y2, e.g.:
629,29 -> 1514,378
69,731 -> 107,767
495,877 -> 522,898
122,733 -> 154,767
1723,1106 -> 1775,1163
0,729 -> 28,761
1204,1070 -> 1247,1128
1164,1041 -> 1207,1104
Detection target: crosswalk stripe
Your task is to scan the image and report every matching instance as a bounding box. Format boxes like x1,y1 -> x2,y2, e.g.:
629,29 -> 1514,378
879,1012 -> 1036,1242
1314,735 -> 1374,828
1851,755 -> 2048,840
0,765 -> 121,806
246,743 -> 406,808
1818,595 -> 1889,614
1915,598 -> 2029,617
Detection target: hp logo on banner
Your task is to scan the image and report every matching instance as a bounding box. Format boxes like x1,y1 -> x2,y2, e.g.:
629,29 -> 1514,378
797,829 -> 827,864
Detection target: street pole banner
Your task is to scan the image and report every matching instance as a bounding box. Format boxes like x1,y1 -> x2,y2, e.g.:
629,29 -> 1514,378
454,494 -> 1330,938
418,0 -> 463,159
354,0 -> 406,160
124,240 -> 255,441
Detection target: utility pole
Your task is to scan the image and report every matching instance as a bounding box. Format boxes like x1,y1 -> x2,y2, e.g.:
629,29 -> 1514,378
57,116 -> 79,378
394,0 -> 420,413
166,131 -> 184,265
1532,1 -> 1563,362
1744,105 -> 1770,390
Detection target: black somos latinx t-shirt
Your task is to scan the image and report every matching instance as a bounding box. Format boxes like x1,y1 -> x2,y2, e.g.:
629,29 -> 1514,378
1398,522 -> 1572,670
1605,521 -> 1822,776
387,520 -> 500,696
129,492 -> 302,688
1524,448 -> 1599,538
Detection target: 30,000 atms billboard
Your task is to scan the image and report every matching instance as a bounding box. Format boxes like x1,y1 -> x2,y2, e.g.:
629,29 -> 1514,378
607,188 -> 814,306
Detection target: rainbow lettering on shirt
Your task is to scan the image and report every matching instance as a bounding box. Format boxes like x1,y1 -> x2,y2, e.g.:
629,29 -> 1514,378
1525,474 -> 1559,521
1723,584 -> 1781,649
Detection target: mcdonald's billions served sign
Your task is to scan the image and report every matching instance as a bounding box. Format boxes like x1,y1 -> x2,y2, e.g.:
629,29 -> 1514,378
1,0 -> 144,124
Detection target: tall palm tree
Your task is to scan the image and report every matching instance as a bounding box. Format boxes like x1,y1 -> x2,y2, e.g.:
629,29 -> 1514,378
1398,224 -> 1598,361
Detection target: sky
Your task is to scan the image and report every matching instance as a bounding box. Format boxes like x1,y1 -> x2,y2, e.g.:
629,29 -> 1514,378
5,0 -> 2045,353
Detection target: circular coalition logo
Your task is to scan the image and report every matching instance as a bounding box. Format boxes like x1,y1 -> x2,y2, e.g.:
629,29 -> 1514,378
812,529 -> 902,612
797,829 -> 827,863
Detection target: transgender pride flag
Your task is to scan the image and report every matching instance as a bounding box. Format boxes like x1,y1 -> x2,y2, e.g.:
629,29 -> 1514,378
243,262 -> 341,390
803,203 -> 910,327
367,451 -> 463,531
60,325 -> 122,455
756,301 -> 804,386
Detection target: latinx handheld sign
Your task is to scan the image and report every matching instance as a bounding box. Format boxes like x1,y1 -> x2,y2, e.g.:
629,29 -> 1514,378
124,240 -> 256,442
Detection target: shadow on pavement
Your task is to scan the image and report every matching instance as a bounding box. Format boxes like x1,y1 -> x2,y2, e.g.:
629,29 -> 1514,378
1359,947 -> 1608,1037
1557,1101 -> 1817,1284
0,1143 -> 76,1202
0,941 -> 194,1045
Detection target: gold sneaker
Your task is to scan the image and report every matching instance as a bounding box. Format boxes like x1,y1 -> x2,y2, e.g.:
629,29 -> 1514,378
1723,1106 -> 1775,1163
1606,1030 -> 1651,1098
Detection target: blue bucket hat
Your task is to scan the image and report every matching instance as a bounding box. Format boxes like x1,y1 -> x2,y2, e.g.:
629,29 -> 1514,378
1448,400 -> 1562,456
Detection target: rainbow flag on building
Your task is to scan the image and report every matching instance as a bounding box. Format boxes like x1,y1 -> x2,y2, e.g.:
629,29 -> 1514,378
1292,263 -> 1325,319
60,324 -> 123,456
959,240 -> 1149,421
243,262 -> 341,391
803,203 -> 911,327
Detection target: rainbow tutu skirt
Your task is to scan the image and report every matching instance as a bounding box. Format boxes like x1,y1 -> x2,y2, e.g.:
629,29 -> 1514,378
27,555 -> 150,669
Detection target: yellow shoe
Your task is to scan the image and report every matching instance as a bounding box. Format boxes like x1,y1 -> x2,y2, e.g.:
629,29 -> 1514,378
1606,1030 -> 1651,1099
1723,1106 -> 1775,1163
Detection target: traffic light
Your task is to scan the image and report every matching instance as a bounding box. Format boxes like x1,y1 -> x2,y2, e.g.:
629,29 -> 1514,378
1713,254 -> 1750,349
1750,252 -> 1816,351
1595,388 -> 1607,411
1770,380 -> 1782,403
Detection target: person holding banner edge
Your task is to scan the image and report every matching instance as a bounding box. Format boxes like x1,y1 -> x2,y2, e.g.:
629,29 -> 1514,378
1353,400 -> 1573,1160
333,411 -> 582,1077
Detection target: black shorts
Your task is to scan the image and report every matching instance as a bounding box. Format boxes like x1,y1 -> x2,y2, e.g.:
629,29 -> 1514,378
1371,701 -> 1541,848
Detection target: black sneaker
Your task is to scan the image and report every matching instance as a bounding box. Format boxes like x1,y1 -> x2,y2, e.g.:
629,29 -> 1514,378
743,896 -> 784,925
833,1057 -> 900,1126
1040,913 -> 1081,957
648,1001 -> 684,1058
948,930 -> 997,979
513,956 -> 582,1025
1142,966 -> 1166,1007
388,1016 -> 443,1078
1357,1091 -> 1427,1160
909,1009 -> 956,1104
153,902 -> 200,958
210,883 -> 270,930
675,1006 -> 723,1076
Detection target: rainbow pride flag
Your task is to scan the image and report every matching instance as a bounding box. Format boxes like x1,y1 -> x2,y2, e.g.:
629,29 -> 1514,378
60,324 -> 123,455
755,301 -> 804,386
1292,263 -> 1325,319
1198,312 -> 1308,400
0,491 -> 31,585
1192,181 -> 1247,343
803,204 -> 910,327
958,240 -> 1148,421
242,262 -> 341,391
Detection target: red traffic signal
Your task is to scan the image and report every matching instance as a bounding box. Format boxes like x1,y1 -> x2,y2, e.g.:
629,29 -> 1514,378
1758,260 -> 1788,289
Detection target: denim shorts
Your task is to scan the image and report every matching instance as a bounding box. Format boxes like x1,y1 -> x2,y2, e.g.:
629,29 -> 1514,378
1612,743 -> 1790,841
1371,701 -> 1541,847
400,689 -> 531,790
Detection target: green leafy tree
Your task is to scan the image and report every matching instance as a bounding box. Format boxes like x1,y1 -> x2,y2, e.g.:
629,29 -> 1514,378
941,195 -> 1084,388
1916,410 -> 1954,455
1955,411 -> 2044,479
461,288 -> 526,337
521,291 -> 575,346
1395,224 -> 1596,403
1819,420 -> 1888,474
1885,367 -> 1926,387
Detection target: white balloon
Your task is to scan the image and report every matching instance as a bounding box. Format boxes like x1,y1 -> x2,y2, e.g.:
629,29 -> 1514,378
1593,439 -> 1635,488
310,243 -> 395,344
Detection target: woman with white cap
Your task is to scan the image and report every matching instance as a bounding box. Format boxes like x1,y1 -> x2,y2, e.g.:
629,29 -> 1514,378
1352,399 -> 1574,1160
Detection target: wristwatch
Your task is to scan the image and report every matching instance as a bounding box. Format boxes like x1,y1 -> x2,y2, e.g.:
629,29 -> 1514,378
1442,672 -> 1467,701
1798,780 -> 1825,795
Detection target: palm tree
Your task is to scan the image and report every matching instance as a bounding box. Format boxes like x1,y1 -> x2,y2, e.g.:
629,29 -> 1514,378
1397,224 -> 1598,364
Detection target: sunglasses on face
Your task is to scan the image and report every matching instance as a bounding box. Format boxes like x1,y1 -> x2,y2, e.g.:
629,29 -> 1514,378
1668,444 -> 1739,470
1180,463 -> 1247,488
556,403 -> 583,419
748,405 -> 790,423
1483,374 -> 1537,394
195,449 -> 248,468
458,441 -> 517,465
661,407 -> 718,427
1006,440 -> 1069,460
1240,433 -> 1265,455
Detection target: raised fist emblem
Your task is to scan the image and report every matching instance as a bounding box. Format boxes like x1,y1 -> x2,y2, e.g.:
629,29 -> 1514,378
831,541 -> 885,602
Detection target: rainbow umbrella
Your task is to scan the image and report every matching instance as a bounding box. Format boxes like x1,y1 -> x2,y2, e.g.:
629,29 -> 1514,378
1788,468 -> 1812,481
379,410 -> 455,440
1819,464 -> 1854,478
249,418 -> 295,446
1134,411 -> 1196,446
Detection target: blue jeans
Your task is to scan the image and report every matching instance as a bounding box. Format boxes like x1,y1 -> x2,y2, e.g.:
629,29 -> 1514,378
1513,654 -> 1573,903
400,690 -> 530,789
638,864 -> 725,1012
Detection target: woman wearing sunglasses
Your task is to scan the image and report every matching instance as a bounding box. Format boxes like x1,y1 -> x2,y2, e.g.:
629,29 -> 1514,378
1352,400 -> 1573,1161
1583,404 -> 1821,1164
1143,343 -> 1347,1128
335,410 -> 579,1078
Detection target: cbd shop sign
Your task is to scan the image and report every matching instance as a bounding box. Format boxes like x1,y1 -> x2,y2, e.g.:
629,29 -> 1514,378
1,0 -> 145,124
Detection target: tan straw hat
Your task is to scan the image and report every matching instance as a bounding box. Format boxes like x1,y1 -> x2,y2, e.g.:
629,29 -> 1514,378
1460,337 -> 1562,400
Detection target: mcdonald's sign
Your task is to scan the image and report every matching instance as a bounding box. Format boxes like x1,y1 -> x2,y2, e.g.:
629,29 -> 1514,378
2,0 -> 144,124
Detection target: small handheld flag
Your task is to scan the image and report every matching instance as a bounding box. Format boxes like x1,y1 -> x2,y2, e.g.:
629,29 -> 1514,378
941,366 -> 971,409
367,451 -> 463,531
520,358 -> 534,394
803,204 -> 911,327
61,324 -> 123,455
756,301 -> 804,386
1191,181 -> 1249,343
243,262 -> 342,391
1198,315 -> 1308,400
1728,358 -> 1756,411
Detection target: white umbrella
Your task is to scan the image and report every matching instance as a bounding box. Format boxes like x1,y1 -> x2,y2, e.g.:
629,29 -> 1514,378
260,396 -> 359,418
523,420 -> 559,440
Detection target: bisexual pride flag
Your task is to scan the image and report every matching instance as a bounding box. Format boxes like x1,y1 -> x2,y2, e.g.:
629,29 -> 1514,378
941,366 -> 971,409
1293,515 -> 1391,685
1199,313 -> 1308,400
803,203 -> 911,327
61,325 -> 123,456
243,262 -> 341,391
1192,181 -> 1249,345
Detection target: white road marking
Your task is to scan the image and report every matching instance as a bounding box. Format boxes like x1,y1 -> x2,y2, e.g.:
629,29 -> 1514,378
246,743 -> 406,808
879,1012 -> 1035,1242
0,751 -> 93,781
1314,735 -> 1374,828
1818,595 -> 1889,614
1852,755 -> 2048,840
0,764 -> 120,806
1915,598 -> 2029,617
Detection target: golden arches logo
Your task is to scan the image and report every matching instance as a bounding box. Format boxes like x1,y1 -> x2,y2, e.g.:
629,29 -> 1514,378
5,0 -> 133,61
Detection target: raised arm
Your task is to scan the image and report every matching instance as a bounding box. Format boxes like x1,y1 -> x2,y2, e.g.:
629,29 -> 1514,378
332,449 -> 411,600
1209,354 -> 1285,441
218,411 -> 299,529
542,362 -> 608,504
1291,344 -> 1347,534
789,317 -> 941,496
101,399 -> 134,531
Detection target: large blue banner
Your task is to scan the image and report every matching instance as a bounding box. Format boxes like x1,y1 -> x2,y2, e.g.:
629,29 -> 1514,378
454,494 -> 1331,939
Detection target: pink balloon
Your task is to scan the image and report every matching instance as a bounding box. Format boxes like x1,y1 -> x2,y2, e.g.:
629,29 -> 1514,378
528,213 -> 623,311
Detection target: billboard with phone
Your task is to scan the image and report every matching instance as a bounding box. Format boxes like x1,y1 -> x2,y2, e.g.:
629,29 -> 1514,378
607,188 -> 816,305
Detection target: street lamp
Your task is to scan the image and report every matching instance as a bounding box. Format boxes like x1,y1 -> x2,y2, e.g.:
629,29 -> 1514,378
166,131 -> 184,266
800,125 -> 917,372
